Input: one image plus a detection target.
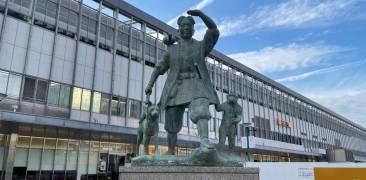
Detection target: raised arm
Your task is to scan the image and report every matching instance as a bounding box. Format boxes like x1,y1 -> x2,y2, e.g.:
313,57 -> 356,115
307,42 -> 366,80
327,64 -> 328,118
187,10 -> 217,29
145,52 -> 170,96
187,10 -> 220,56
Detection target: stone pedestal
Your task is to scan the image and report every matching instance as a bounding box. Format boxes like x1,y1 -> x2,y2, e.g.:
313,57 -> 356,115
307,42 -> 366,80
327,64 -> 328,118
119,166 -> 259,180
132,148 -> 243,167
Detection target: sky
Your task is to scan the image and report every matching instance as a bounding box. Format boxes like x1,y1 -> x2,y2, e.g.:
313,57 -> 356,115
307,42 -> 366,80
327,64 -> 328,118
124,0 -> 366,128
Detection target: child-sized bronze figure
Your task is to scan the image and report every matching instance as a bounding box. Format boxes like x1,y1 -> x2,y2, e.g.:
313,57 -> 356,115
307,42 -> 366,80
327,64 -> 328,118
137,101 -> 160,155
215,93 -> 243,150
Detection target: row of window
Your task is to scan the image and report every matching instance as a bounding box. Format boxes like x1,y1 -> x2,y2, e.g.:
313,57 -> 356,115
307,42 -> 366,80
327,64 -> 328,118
2,67 -> 364,144
0,70 -> 141,119
206,62 -> 366,141
242,117 -> 306,146
3,0 -> 167,64
1,134 -> 135,180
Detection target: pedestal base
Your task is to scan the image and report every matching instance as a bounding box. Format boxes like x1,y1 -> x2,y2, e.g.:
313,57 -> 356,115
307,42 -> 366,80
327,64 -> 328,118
119,166 -> 259,180
132,148 -> 243,167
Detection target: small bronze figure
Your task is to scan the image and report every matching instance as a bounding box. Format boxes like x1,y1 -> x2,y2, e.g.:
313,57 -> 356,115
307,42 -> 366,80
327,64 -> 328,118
216,93 -> 243,150
137,101 -> 160,155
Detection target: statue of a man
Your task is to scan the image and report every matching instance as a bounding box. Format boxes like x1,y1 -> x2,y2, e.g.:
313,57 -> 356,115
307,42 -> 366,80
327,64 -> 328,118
215,93 -> 243,150
145,10 -> 220,155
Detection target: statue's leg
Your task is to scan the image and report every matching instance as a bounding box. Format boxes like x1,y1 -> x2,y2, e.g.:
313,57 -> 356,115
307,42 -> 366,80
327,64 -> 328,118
164,105 -> 185,155
154,125 -> 159,155
153,134 -> 159,155
218,125 -> 226,148
228,130 -> 235,150
143,135 -> 151,155
135,132 -> 142,155
189,98 -> 213,149
136,130 -> 142,155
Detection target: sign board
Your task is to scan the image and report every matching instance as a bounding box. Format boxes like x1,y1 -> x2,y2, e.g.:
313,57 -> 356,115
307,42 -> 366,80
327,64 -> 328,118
241,136 -> 255,148
277,119 -> 293,128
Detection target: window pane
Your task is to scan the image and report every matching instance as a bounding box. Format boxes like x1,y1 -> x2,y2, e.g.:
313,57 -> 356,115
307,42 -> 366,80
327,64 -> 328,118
41,149 -> 54,171
68,140 -> 79,151
88,151 -> 98,174
27,149 -> 42,171
81,89 -> 91,111
36,0 -> 46,14
59,85 -> 70,108
44,138 -> 56,149
90,141 -> 99,152
36,80 -> 48,103
92,92 -> 101,113
16,136 -> 31,148
80,140 -> 90,152
7,74 -> 22,99
48,82 -> 60,106
30,137 -> 44,149
54,149 -> 66,171
46,1 -> 57,18
111,96 -> 119,116
56,139 -> 68,150
67,141 -> 78,171
23,77 -> 36,101
77,152 -> 88,178
100,94 -> 110,114
120,98 -> 127,117
129,99 -> 140,118
72,87 -> 82,110
0,70 -> 8,94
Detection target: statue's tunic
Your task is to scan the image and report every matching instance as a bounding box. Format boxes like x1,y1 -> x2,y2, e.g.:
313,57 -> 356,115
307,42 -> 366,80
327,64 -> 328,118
155,29 -> 220,110
216,102 -> 243,127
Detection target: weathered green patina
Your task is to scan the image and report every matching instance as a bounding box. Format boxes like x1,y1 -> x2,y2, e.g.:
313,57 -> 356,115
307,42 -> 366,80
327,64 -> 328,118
144,9 -> 219,155
136,101 -> 160,155
133,10 -> 243,167
216,93 -> 243,150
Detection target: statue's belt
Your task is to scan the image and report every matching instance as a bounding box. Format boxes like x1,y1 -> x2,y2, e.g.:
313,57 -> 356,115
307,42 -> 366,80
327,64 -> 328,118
178,72 -> 198,80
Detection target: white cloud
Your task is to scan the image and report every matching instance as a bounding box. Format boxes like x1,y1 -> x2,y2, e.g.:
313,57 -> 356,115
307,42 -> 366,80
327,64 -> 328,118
194,0 -> 361,38
228,43 -> 344,73
308,90 -> 366,128
276,59 -> 366,83
167,0 -> 215,27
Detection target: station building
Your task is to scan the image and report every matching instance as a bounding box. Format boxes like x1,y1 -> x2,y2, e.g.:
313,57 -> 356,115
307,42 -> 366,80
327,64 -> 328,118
0,0 -> 365,179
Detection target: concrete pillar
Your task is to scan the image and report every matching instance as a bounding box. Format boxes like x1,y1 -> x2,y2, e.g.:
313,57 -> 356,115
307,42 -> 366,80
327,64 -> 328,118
4,133 -> 18,180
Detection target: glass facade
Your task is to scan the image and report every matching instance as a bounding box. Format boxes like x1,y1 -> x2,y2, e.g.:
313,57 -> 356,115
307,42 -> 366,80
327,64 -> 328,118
0,130 -> 197,180
47,82 -> 71,108
8,133 -> 135,180
0,70 -> 22,99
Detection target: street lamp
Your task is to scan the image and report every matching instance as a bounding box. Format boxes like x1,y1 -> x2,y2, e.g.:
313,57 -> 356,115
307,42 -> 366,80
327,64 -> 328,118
242,122 -> 256,162
0,93 -> 7,102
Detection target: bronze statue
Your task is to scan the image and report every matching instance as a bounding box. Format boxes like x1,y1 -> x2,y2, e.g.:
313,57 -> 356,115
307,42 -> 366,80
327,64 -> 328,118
145,9 -> 220,155
136,101 -> 160,155
216,93 -> 243,150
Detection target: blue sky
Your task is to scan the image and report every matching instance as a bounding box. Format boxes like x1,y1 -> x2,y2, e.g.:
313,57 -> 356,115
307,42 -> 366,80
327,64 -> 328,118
124,0 -> 366,128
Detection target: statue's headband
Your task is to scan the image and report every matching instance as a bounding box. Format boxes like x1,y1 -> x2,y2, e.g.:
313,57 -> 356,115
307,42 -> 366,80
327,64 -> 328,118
177,16 -> 195,26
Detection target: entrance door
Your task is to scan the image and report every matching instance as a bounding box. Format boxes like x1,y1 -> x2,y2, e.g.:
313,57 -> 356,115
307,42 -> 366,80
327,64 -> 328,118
108,154 -> 125,180
97,153 -> 125,180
